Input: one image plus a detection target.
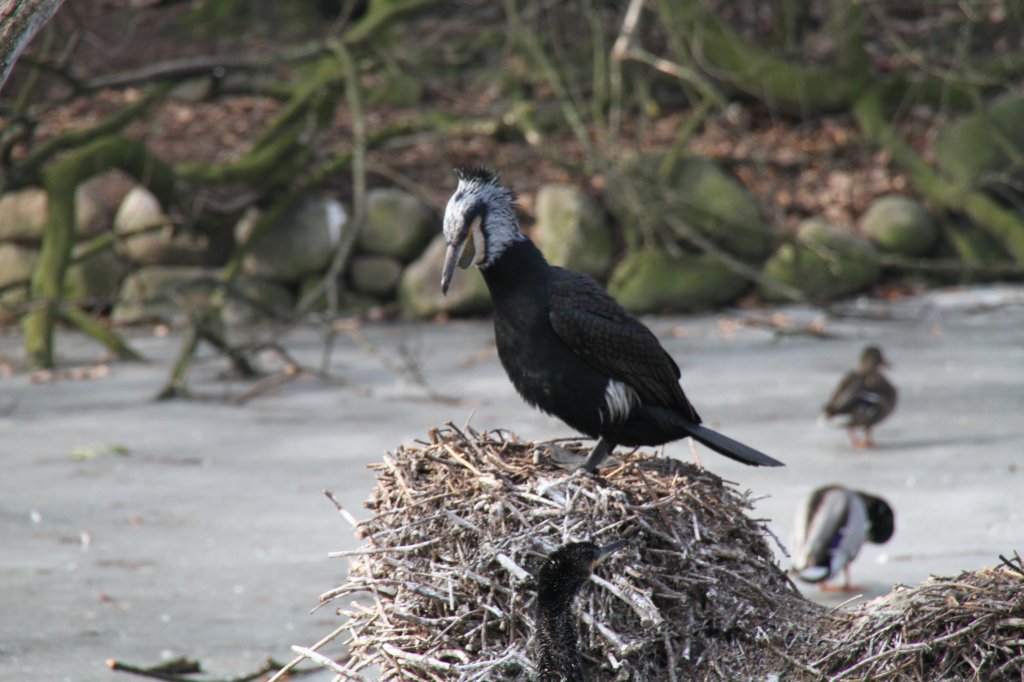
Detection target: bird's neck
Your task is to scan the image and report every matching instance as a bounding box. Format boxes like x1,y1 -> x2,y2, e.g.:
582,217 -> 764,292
480,238 -> 549,300
536,603 -> 585,682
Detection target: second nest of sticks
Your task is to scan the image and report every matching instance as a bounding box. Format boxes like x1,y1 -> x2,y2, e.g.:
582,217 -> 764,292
324,425 -> 812,680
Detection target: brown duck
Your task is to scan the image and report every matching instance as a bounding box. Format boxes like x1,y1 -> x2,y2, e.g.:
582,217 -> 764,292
821,346 -> 897,448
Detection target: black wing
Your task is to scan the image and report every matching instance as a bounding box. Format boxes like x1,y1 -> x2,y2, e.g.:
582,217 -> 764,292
547,269 -> 700,422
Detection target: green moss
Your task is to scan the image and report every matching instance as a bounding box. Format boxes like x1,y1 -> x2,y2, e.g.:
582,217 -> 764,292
607,250 -> 749,314
934,94 -> 1024,185
761,219 -> 881,302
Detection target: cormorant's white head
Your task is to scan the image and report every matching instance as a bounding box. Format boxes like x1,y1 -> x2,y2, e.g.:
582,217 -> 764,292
440,166 -> 524,295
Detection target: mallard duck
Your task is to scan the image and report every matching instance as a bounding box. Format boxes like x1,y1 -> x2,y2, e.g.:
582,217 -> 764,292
791,485 -> 894,591
534,540 -> 626,682
822,346 -> 897,448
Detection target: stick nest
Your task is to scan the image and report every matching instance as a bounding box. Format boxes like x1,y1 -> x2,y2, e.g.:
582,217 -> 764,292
804,557 -> 1024,681
320,425 -> 812,680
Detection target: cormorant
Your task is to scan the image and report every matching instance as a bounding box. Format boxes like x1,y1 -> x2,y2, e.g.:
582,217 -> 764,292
821,346 -> 897,449
440,167 -> 783,472
791,485 -> 894,591
534,540 -> 626,682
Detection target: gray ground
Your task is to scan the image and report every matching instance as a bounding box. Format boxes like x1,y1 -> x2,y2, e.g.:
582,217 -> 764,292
2,285 -> 1023,682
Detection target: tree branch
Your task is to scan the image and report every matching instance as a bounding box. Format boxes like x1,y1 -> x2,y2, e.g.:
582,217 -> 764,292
0,0 -> 66,90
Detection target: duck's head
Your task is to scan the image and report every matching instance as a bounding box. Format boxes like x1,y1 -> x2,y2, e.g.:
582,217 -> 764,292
536,539 -> 627,608
859,492 -> 895,543
440,166 -> 522,295
860,346 -> 891,371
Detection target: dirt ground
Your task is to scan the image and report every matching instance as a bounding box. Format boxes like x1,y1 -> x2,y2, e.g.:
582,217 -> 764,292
1,284 -> 1022,681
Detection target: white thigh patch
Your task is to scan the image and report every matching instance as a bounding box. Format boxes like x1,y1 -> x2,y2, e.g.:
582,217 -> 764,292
601,379 -> 638,425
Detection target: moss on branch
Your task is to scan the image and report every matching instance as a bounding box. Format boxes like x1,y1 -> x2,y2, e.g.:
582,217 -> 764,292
664,3 -> 869,115
854,88 -> 1024,264
22,135 -> 175,368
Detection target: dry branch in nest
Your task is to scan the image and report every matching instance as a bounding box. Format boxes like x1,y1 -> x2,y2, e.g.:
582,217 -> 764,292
805,556 -> 1024,681
316,425 -> 814,681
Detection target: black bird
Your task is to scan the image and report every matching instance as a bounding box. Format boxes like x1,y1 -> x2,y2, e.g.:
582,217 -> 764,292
791,485 -> 894,591
535,540 -> 626,682
821,346 -> 898,449
440,167 -> 783,472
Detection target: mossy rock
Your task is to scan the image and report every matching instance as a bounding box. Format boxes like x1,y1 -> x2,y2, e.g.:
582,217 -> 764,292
860,195 -> 937,257
534,184 -> 614,281
934,94 -> 1024,187
238,198 -> 347,282
115,186 -> 212,266
0,185 -> 109,243
64,248 -> 129,304
111,265 -> 218,325
397,235 -> 490,318
299,273 -> 382,315
349,254 -> 403,298
761,219 -> 881,301
0,243 -> 38,289
0,244 -> 126,307
223,277 -> 295,326
607,250 -> 749,314
607,154 -> 774,260
359,188 -> 435,261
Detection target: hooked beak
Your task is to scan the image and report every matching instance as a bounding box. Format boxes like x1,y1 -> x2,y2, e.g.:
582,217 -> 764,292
592,539 -> 628,566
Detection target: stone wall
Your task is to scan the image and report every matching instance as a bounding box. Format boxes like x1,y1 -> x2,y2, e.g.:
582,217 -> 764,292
0,145 -> 976,324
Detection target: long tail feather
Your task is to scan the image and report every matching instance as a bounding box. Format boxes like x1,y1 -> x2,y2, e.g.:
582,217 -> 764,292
688,424 -> 784,467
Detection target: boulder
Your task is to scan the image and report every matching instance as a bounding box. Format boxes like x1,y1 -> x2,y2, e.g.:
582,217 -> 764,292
349,255 -> 403,298
860,195 -> 937,257
607,250 -> 749,314
397,235 -> 491,318
64,249 -> 130,304
112,265 -> 217,325
359,188 -> 435,261
0,244 -> 126,307
607,154 -> 774,261
761,218 -> 881,301
237,198 -> 347,282
533,184 -> 614,280
0,185 -> 109,243
934,94 -> 1024,187
297,274 -> 380,314
223,277 -> 295,326
0,243 -> 37,289
115,186 -> 213,266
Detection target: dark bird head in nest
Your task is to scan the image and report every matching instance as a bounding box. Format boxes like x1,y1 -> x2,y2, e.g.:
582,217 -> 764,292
535,539 -> 627,682
536,540 -> 627,612
441,166 -> 523,295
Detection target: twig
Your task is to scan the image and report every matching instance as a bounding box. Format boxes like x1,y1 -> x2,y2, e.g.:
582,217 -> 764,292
109,656 -> 315,682
267,623 -> 354,682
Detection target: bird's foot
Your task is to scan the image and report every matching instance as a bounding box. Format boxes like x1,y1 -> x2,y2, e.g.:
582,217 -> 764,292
581,438 -> 616,472
544,444 -> 590,470
848,429 -> 873,449
543,444 -> 620,472
819,582 -> 862,593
